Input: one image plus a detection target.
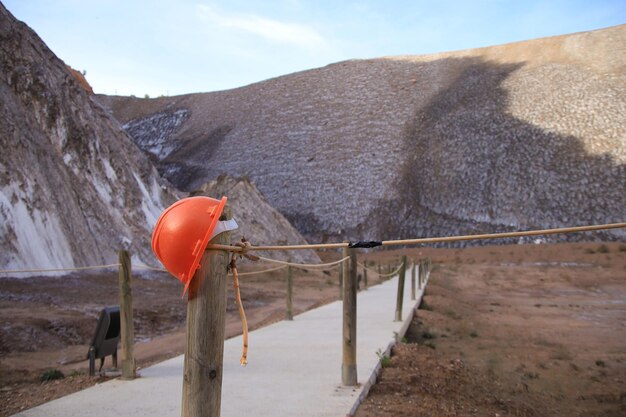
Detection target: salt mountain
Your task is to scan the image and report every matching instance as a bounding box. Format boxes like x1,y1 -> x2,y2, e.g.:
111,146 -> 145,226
0,4 -> 322,273
193,175 -> 320,264
0,4 -> 178,271
102,25 -> 626,243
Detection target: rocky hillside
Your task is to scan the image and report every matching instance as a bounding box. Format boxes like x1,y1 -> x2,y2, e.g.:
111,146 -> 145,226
194,175 -> 321,264
101,25 -> 626,243
0,4 -> 177,272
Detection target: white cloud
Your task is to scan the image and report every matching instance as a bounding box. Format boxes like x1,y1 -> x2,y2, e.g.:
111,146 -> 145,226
197,4 -> 325,48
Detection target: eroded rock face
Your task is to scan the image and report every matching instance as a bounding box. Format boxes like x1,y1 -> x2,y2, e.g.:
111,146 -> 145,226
122,109 -> 189,160
106,26 -> 625,244
0,4 -> 176,272
193,175 -> 321,264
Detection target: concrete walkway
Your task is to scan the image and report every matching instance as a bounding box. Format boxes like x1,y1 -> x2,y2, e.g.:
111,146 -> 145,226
16,267 -> 427,417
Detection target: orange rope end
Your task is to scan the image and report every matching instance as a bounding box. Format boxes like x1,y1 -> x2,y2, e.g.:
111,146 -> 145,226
231,256 -> 249,367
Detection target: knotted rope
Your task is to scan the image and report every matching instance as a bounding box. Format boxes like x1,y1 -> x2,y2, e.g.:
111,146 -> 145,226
229,238 -> 256,366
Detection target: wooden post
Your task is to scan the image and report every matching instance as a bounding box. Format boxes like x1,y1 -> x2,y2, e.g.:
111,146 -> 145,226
418,260 -> 424,290
88,346 -> 96,376
118,250 -> 136,379
342,248 -> 358,386
338,262 -> 343,299
181,208 -> 232,417
363,265 -> 368,290
341,245 -> 349,299
410,258 -> 416,300
285,266 -> 293,320
394,256 -> 407,321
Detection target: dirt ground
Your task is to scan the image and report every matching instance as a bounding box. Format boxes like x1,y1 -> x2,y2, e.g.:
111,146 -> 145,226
356,242 -> 626,417
1,242 -> 624,416
0,261 -> 344,417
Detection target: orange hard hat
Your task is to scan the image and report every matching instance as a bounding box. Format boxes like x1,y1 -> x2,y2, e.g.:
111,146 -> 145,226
152,196 -> 227,296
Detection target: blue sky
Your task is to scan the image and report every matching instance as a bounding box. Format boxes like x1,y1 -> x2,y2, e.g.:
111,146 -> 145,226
5,1 -> 625,97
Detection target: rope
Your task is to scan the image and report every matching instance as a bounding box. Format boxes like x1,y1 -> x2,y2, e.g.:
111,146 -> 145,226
133,264 -> 166,272
132,257 -> 349,277
103,263 -> 295,276
321,261 -> 345,270
356,261 -> 406,276
376,264 -> 404,278
209,242 -> 347,252
235,265 -> 287,276
230,256 -> 349,277
3,222 -> 622,276
207,222 -> 626,253
229,256 -> 248,366
0,260 -> 331,278
0,263 -> 121,274
255,256 -> 350,270
357,262 -> 385,275
380,223 -> 626,246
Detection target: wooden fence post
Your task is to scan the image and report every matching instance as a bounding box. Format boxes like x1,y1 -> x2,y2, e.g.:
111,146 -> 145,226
363,264 -> 368,290
342,248 -> 358,386
410,258 -> 416,300
285,266 -> 293,321
118,250 -> 136,379
419,259 -> 424,289
394,256 -> 407,321
181,207 -> 232,417
338,260 -> 343,299
341,245 -> 348,299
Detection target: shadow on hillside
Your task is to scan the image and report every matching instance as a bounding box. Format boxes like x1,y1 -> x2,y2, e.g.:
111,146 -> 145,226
371,57 -> 625,243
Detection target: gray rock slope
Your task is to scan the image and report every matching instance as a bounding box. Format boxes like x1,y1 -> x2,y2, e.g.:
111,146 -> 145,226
0,4 -> 177,271
101,25 -> 626,243
194,175 -> 321,264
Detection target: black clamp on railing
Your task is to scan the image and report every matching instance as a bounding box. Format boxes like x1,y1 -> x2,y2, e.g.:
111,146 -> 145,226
348,241 -> 382,249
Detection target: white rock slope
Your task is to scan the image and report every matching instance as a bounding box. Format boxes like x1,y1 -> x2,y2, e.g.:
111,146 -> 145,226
0,4 -> 176,273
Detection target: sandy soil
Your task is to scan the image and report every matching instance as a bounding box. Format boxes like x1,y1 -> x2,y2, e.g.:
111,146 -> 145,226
356,242 -> 626,417
1,242 -> 624,416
